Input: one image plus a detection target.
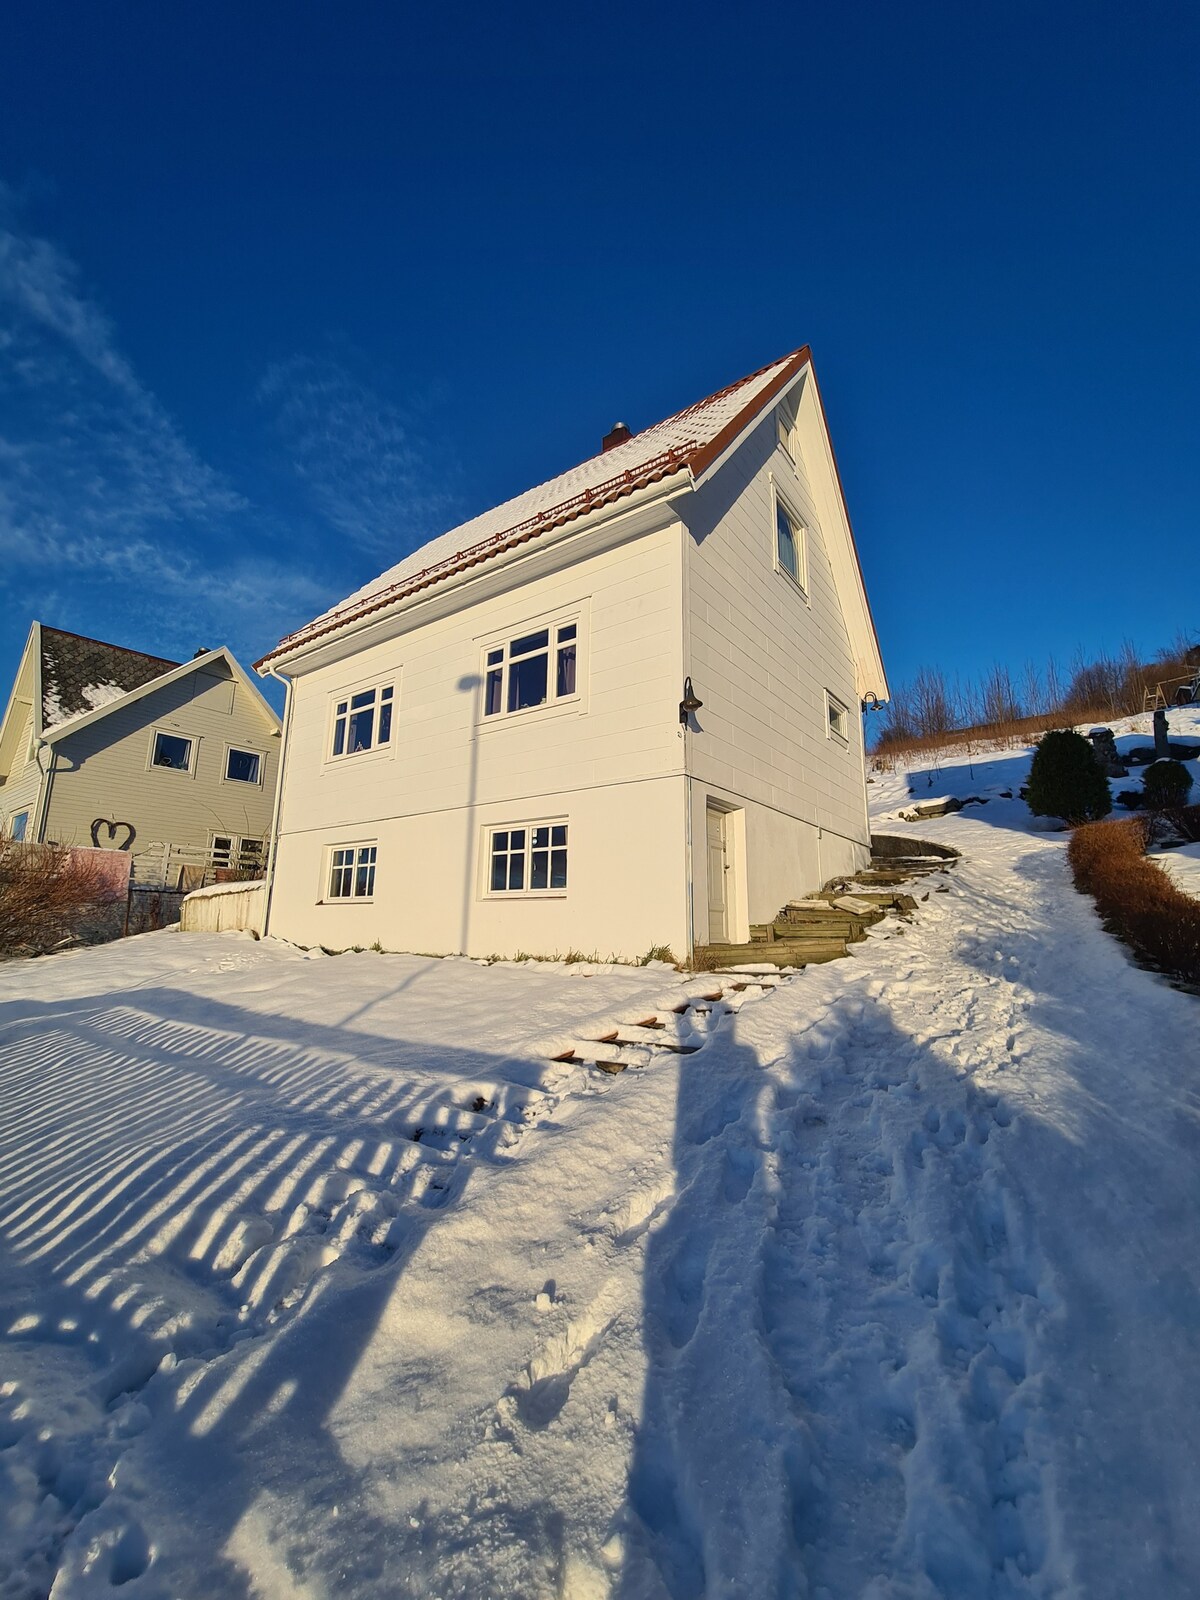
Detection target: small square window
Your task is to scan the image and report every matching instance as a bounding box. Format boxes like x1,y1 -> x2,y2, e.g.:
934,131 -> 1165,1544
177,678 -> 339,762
226,748 -> 261,784
826,693 -> 850,741
153,732 -> 193,771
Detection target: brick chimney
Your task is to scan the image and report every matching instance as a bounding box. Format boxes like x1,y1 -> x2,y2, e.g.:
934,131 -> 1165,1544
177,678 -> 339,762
602,421 -> 633,452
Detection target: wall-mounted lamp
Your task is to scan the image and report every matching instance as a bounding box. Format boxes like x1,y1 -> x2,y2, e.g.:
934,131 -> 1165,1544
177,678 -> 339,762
861,692 -> 882,713
679,676 -> 703,726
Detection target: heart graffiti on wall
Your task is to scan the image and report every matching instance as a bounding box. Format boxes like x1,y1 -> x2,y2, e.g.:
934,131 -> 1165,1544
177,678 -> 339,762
90,818 -> 136,851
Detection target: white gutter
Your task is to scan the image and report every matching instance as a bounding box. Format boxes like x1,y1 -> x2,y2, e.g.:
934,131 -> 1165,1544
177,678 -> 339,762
259,665 -> 294,940
260,473 -> 693,679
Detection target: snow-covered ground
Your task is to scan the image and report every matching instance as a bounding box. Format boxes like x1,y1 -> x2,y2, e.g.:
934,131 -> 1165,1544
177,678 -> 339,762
3,707 -> 1200,1598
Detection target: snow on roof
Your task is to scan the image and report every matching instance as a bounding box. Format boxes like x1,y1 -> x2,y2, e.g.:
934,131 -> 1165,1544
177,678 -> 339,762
259,348 -> 809,667
39,626 -> 178,730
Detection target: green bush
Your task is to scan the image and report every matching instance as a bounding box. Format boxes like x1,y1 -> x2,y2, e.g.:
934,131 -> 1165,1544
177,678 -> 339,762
1142,759 -> 1194,809
1026,729 -> 1112,824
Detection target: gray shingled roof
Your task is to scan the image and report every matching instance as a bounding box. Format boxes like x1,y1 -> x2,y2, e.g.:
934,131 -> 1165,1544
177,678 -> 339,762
39,626 -> 178,730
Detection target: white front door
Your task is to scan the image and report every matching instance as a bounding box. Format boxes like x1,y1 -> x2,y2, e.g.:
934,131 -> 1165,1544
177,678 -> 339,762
706,805 -> 729,943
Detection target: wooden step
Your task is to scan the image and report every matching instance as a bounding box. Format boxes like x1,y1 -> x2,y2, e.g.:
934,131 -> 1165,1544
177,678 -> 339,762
696,940 -> 850,969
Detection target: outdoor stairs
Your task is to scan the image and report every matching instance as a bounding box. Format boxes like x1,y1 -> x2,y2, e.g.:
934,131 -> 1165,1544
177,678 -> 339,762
694,833 -> 959,972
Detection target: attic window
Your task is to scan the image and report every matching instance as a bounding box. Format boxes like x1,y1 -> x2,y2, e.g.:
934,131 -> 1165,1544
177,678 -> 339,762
152,731 -> 194,772
483,621 -> 578,719
774,500 -> 808,594
226,747 -> 262,784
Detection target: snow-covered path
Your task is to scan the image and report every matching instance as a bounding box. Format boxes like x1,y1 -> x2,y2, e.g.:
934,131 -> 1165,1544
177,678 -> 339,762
3,766 -> 1200,1596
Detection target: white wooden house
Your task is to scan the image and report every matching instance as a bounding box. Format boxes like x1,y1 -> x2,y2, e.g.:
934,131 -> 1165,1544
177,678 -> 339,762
0,623 -> 281,883
256,347 -> 887,959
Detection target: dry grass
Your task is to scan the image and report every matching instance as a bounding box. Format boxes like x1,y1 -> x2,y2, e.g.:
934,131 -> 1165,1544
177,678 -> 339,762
1068,816 -> 1200,985
0,840 -> 120,957
872,702 -> 1124,766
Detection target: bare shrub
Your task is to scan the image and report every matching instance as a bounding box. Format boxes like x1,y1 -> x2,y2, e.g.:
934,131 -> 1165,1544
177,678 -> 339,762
1068,817 -> 1200,984
0,840 -> 117,957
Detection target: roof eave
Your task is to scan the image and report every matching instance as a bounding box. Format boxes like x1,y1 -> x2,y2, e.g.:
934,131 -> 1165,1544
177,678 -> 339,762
255,467 -> 692,675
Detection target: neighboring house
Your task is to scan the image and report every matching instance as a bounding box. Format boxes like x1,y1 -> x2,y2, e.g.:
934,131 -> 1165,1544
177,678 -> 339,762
0,623 -> 281,883
256,346 -> 888,960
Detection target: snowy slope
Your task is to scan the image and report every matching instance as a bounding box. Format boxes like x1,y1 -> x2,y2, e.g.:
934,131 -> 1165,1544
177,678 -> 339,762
3,718 -> 1200,1598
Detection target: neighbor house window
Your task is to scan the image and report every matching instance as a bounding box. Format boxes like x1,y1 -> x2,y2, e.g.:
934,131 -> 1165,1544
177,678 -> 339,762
483,621 -> 578,718
774,498 -> 807,593
9,811 -> 29,842
826,692 -> 850,741
328,844 -> 377,900
152,731 -> 194,772
331,685 -> 393,757
226,747 -> 262,784
488,821 -> 569,894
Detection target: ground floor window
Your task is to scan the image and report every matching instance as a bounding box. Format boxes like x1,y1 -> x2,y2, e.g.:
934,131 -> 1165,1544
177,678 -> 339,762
329,843 -> 377,900
9,810 -> 29,841
488,821 -> 568,894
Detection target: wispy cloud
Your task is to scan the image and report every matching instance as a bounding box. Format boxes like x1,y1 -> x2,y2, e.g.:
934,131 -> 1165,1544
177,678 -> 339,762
0,190 -> 335,663
259,354 -> 458,558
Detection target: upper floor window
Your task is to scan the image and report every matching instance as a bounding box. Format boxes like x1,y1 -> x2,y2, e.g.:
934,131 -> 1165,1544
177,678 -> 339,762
483,621 -> 578,718
774,496 -> 807,595
152,731 -> 194,772
226,747 -> 262,784
332,684 -> 393,757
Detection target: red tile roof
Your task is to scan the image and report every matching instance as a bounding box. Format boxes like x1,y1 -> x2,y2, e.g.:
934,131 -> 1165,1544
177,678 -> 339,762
257,347 -> 811,669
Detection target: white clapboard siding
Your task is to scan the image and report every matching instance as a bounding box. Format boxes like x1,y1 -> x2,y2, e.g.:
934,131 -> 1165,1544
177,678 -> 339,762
0,707 -> 44,833
682,395 -> 870,929
267,521 -> 691,959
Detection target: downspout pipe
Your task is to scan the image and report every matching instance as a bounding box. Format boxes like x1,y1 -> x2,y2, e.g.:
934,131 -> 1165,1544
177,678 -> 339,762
259,666 -> 294,939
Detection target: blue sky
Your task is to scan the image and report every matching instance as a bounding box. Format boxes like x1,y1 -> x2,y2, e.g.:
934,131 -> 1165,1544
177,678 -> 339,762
1,1 -> 1197,711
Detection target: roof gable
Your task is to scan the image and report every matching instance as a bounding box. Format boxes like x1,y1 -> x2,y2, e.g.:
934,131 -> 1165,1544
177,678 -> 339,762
43,646 -> 281,745
258,348 -> 812,668
39,626 -> 178,731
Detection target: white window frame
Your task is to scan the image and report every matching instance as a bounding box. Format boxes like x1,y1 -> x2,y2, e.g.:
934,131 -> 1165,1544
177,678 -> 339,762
148,727 -> 197,777
8,810 -> 30,842
770,477 -> 808,598
825,691 -> 850,743
327,680 -> 396,762
211,833 -> 266,872
323,841 -> 378,903
776,403 -> 798,462
479,614 -> 581,724
484,818 -> 569,898
223,744 -> 265,786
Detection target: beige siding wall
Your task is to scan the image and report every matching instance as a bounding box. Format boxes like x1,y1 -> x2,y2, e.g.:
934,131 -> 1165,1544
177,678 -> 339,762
268,522 -> 690,959
683,401 -> 870,931
44,664 -> 280,862
1,707 -> 44,835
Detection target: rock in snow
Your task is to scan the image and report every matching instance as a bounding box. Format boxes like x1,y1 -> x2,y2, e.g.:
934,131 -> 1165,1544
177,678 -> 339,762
2,705 -> 1200,1597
